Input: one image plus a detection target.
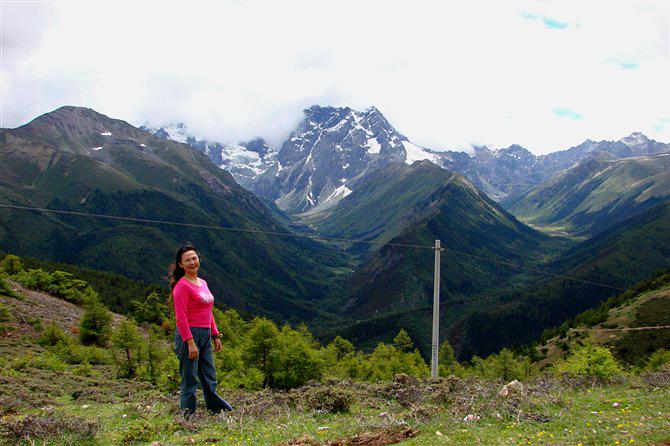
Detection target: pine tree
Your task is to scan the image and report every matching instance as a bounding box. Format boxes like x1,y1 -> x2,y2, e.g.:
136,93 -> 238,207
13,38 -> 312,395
393,329 -> 414,352
112,319 -> 142,379
79,296 -> 112,347
0,255 -> 22,275
244,318 -> 280,388
439,340 -> 456,375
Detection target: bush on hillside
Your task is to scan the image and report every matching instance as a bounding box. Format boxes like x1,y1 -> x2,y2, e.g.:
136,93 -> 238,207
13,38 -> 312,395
38,322 -> 69,347
0,254 -> 22,275
79,298 -> 112,347
554,344 -> 623,379
645,349 -> 670,372
13,269 -> 92,304
304,384 -> 354,413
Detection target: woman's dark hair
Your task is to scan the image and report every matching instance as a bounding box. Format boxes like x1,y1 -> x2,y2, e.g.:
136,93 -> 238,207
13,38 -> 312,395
168,243 -> 199,290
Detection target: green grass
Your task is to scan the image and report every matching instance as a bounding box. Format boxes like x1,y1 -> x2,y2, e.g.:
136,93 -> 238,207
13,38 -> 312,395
2,350 -> 669,445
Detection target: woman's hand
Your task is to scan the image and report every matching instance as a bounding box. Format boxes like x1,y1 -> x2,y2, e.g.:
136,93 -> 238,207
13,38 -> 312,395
187,338 -> 199,360
213,337 -> 222,353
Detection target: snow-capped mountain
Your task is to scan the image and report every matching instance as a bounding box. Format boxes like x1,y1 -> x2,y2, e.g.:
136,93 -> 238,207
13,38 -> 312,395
141,124 -> 278,190
145,109 -> 670,212
144,106 -> 442,214
265,105 -> 441,214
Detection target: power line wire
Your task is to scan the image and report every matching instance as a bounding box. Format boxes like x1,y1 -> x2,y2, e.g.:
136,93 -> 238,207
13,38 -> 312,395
0,203 -> 630,292
0,204 -> 432,249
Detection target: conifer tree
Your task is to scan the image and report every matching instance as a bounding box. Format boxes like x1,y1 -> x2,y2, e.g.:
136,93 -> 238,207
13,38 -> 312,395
79,295 -> 112,347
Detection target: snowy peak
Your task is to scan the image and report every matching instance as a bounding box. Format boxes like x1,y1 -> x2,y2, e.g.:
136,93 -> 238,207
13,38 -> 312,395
141,122 -> 278,190
157,123 -> 190,143
620,132 -> 650,147
495,144 -> 535,161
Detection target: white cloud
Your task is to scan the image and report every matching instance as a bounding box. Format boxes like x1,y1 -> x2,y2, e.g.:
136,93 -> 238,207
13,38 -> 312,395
2,0 -> 668,154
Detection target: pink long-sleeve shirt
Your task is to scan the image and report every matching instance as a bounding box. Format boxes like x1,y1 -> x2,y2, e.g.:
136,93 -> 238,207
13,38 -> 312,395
172,277 -> 219,341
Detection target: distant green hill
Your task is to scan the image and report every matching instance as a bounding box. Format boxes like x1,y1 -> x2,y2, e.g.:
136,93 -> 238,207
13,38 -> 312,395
0,106 -> 348,323
324,200 -> 670,360
536,270 -> 670,368
307,161 -> 556,318
503,154 -> 670,236
305,161 -> 461,251
454,200 -> 670,358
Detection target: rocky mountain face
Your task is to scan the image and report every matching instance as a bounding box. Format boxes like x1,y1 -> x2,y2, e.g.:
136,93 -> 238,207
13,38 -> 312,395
149,106 -> 670,210
145,106 -> 451,214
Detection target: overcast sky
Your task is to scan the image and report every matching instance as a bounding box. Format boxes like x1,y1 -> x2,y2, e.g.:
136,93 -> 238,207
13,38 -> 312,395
2,0 -> 669,154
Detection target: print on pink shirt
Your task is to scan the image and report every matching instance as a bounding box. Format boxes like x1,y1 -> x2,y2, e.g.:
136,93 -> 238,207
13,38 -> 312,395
199,290 -> 214,303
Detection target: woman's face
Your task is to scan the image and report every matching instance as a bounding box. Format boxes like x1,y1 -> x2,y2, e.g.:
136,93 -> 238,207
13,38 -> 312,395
179,250 -> 200,274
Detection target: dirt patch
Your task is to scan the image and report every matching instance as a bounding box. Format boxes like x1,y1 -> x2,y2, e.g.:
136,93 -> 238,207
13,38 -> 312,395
277,426 -> 419,446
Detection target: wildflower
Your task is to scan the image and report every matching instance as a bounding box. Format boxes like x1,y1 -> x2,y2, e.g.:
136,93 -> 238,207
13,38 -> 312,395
380,412 -> 389,418
464,414 -> 481,423
613,402 -> 621,407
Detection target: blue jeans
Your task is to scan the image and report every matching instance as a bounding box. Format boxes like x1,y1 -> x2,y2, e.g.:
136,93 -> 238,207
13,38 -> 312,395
174,327 -> 233,414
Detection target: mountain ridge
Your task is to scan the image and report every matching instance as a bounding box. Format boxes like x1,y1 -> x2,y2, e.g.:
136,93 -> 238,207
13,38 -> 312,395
1,106 -> 349,323
145,106 -> 670,209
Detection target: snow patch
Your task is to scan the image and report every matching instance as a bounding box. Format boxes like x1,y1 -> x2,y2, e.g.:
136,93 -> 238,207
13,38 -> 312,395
91,146 -> 103,151
218,143 -> 265,175
403,141 -> 438,164
366,137 -> 381,154
620,132 -> 648,147
100,132 -> 112,136
328,118 -> 348,133
139,143 -> 146,147
163,124 -> 189,143
322,184 -> 352,204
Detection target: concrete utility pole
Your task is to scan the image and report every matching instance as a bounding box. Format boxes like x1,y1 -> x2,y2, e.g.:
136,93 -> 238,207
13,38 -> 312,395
431,239 -> 442,378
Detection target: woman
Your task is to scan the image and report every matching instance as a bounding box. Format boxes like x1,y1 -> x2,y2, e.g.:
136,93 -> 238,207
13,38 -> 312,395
170,244 -> 233,414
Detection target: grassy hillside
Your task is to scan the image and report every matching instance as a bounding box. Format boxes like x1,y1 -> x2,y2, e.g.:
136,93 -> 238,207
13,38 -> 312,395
326,201 -> 670,360
1,273 -> 669,445
304,161 -> 458,250
537,271 -> 670,368
454,201 -> 670,359
0,106 -> 349,323
503,153 -> 670,236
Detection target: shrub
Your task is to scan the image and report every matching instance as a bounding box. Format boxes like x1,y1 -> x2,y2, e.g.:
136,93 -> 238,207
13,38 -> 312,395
0,412 -> 98,443
79,298 -> 112,347
39,322 -> 70,347
0,276 -> 16,298
119,420 -> 160,444
554,344 -> 623,379
72,360 -> 99,377
53,341 -> 113,365
0,254 -> 22,275
132,291 -> 168,326
9,352 -> 68,372
112,319 -> 143,379
645,349 -> 670,372
305,385 -> 354,413
13,268 -> 90,304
